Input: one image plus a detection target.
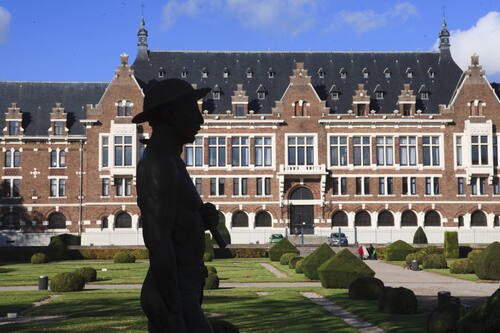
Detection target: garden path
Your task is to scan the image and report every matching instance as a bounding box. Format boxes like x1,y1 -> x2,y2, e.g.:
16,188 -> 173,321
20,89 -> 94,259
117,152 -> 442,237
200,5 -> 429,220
259,263 -> 288,278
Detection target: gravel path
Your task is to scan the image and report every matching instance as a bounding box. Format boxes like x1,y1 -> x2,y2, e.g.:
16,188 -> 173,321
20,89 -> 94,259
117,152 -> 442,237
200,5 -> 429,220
260,263 -> 288,278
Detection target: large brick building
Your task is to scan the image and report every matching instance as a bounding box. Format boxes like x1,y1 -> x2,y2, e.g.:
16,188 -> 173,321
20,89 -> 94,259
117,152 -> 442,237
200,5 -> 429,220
1,18 -> 500,245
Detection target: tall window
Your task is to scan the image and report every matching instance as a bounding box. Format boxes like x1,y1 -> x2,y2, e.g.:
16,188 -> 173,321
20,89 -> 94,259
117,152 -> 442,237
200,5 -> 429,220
494,177 -> 499,195
356,104 -> 366,116
425,177 -> 431,195
2,179 -> 20,197
329,136 -> 347,166
49,178 -> 65,197
353,136 -> 370,166
410,177 -> 416,194
376,136 -> 393,166
480,177 -> 487,195
379,177 -> 385,195
8,121 -> 19,135
471,136 -> 488,165
255,137 -> 272,167
185,137 -> 203,167
233,178 -> 247,196
54,121 -> 64,136
116,177 -> 132,196
195,178 -> 202,195
231,137 -> 249,167
425,177 -> 439,195
433,177 -> 439,195
288,136 -> 314,165
5,150 -> 20,168
402,104 -> 411,116
235,104 -> 244,116
117,101 -> 131,116
494,137 -> 498,167
102,137 -> 109,167
256,178 -> 271,196
209,178 -> 225,196
422,136 -> 440,166
456,137 -> 462,166
379,177 -> 393,194
356,177 -> 362,195
399,136 -> 416,166
471,176 -> 478,195
457,177 -> 464,195
114,136 -> 132,166
50,151 -> 57,167
102,178 -> 109,196
340,177 -> 347,195
356,177 -> 369,195
208,137 -> 226,167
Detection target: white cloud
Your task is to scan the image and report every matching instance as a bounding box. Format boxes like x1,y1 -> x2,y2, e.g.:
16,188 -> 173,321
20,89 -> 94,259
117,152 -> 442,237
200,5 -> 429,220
442,12 -> 500,77
162,0 -> 220,30
338,2 -> 417,34
0,6 -> 11,44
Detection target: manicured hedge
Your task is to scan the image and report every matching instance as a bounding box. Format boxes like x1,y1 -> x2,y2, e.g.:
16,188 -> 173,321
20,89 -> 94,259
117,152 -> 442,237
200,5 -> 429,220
74,267 -> 97,282
449,259 -> 474,274
268,238 -> 299,262
467,249 -> 483,267
427,303 -> 465,333
204,233 -> 215,262
113,251 -> 136,263
68,248 -> 149,260
444,231 -> 459,258
280,253 -> 299,265
384,240 -> 415,261
30,252 -> 48,264
49,272 -> 85,292
406,247 -> 444,266
457,286 -> 500,333
302,243 -> 335,280
47,236 -> 67,261
204,273 -> 219,290
289,256 -> 303,269
0,247 -> 46,262
348,277 -> 384,300
318,249 -> 375,289
213,247 -> 268,259
378,286 -> 417,314
473,242 -> 500,280
413,226 -> 428,244
422,254 -> 447,269
295,259 -> 305,274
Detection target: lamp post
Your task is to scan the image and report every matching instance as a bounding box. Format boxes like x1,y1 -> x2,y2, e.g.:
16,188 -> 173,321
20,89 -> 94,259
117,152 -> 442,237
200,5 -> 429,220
301,222 -> 305,246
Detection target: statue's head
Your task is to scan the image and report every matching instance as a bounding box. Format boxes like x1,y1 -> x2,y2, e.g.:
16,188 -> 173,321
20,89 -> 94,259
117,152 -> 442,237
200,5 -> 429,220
133,79 -> 210,143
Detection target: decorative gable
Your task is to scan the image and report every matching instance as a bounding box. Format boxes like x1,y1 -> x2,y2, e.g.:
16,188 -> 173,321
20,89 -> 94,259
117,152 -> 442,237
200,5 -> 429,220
231,84 -> 248,116
398,83 -> 416,116
3,103 -> 23,136
352,84 -> 370,116
49,103 -> 68,136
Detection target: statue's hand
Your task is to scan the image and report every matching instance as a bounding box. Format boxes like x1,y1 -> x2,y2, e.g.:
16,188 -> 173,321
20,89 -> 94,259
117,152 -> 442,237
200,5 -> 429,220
200,202 -> 219,231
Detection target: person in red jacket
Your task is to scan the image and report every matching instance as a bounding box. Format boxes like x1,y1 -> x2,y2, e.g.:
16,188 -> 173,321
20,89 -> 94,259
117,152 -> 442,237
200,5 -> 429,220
358,246 -> 364,260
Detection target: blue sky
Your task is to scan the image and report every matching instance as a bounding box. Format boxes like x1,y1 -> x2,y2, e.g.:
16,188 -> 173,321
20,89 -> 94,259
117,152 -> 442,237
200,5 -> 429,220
0,0 -> 499,82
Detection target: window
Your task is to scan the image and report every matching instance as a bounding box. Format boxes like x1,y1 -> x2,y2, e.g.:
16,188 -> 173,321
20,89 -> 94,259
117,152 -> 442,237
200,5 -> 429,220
331,211 -> 348,227
363,71 -> 369,79
332,178 -> 338,195
115,212 -> 132,228
48,212 -> 66,229
471,210 -> 487,227
2,179 -> 20,197
329,136 -> 347,166
288,136 -> 314,166
209,178 -> 225,196
340,70 -> 347,79
494,177 -> 499,195
480,177 -> 487,195
425,177 -> 431,195
356,177 -> 362,195
235,104 -> 245,116
410,177 -> 416,194
210,178 -> 216,195
49,178 -> 66,197
356,104 -> 366,116
50,151 -> 57,167
218,178 -> 225,195
356,177 -> 369,195
420,92 -> 429,100
54,121 -> 64,136
379,177 -> 385,195
399,136 -> 416,166
407,71 -> 413,78
231,137 -> 249,167
114,136 -> 132,166
494,137 -> 498,167
195,178 -> 202,195
185,137 -> 203,167
257,91 -> 265,100
402,177 -> 416,195
158,69 -> 165,78
102,137 -> 109,167
340,177 -> 347,195
233,178 -> 247,196
213,91 -> 220,100
456,137 -> 462,166
471,136 -> 488,165
256,178 -> 271,196
268,69 -> 274,78
422,136 -> 440,166
223,68 -> 229,78
115,177 -> 132,196
202,68 -> 208,78
102,178 -> 109,196
101,217 -> 108,229
425,177 -> 439,195
246,68 -> 252,78
424,210 -> 441,227
208,137 -> 226,167
458,177 -> 464,195
434,177 -> 439,195
402,104 -> 411,116
255,211 -> 272,227
355,210 -> 371,227
364,177 -> 370,195
255,137 -> 272,167
376,136 -> 393,166
4,150 -> 20,168
402,177 -> 408,194
181,70 -> 187,78
384,70 -> 391,79
401,210 -> 417,227
232,211 -> 248,227
50,150 -> 65,167
378,210 -> 394,227
471,176 -> 478,195
353,136 -> 370,166
9,121 -> 19,135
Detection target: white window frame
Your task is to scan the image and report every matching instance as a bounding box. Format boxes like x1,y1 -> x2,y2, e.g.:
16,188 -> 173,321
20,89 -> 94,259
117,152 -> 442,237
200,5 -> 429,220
353,136 -> 371,167
115,177 -> 132,197
376,136 -> 394,166
49,148 -> 67,169
231,137 -> 250,167
208,136 -> 227,167
471,135 -> 488,166
1,176 -> 21,198
422,136 -> 441,167
285,134 -> 317,166
399,136 -> 417,167
4,148 -> 21,168
256,177 -> 271,197
232,177 -> 248,197
185,136 -> 204,167
378,176 -> 394,196
254,136 -> 273,168
328,135 -> 348,168
401,176 -> 417,195
48,176 -> 68,198
209,177 -> 226,197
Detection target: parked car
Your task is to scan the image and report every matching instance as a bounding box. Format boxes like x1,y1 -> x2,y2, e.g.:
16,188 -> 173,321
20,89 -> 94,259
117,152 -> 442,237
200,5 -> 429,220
269,234 -> 284,243
329,232 -> 348,247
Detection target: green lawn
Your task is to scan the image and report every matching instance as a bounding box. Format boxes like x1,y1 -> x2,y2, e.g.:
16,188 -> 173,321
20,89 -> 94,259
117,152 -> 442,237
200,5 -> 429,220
382,260 -> 482,282
0,291 -> 50,316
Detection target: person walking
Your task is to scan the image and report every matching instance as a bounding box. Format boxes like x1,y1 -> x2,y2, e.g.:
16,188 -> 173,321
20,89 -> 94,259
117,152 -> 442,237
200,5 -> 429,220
358,246 -> 364,260
368,244 -> 375,260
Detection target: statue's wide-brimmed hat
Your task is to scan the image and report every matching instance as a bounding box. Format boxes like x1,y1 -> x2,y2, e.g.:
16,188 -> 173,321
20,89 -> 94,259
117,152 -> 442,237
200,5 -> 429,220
132,79 -> 210,124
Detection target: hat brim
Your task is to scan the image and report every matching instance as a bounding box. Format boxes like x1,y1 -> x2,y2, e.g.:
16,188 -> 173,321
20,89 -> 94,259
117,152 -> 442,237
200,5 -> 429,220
132,87 -> 211,124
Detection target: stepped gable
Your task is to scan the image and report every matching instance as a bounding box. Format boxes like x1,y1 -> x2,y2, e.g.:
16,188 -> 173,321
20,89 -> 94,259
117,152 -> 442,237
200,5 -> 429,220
132,50 -> 462,115
0,81 -> 108,136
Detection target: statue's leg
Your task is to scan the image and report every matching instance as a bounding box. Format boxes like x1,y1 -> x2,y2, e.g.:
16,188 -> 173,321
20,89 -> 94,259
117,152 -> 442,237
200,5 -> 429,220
179,276 -> 214,333
141,267 -> 170,332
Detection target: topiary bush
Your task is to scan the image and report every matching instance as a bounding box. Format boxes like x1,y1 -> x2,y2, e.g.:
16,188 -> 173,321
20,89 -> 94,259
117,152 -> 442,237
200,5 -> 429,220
318,249 -> 375,289
473,242 -> 500,280
217,220 -> 231,245
413,226 -> 428,244
422,254 -> 447,269
204,233 -> 215,262
47,236 -> 67,261
457,286 -> 500,333
206,266 -> 217,275
113,251 -> 136,263
295,259 -> 305,273
209,318 -> 240,333
427,303 -> 465,333
378,286 -> 417,314
289,256 -> 303,269
204,273 -> 219,290
49,272 -> 85,292
444,231 -> 459,258
74,267 -> 97,282
30,252 -> 48,264
449,259 -> 474,274
384,240 -> 415,261
302,243 -> 336,280
467,249 -> 483,267
280,253 -> 299,266
348,277 -> 384,300
405,247 -> 443,266
268,238 -> 299,262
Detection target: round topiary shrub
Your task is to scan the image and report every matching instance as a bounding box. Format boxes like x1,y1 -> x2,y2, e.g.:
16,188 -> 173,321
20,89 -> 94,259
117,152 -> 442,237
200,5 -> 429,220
289,256 -> 304,269
74,267 -> 97,282
113,251 -> 136,263
318,249 -> 375,289
348,277 -> 384,300
31,252 -> 48,264
204,233 -> 215,262
204,273 -> 219,290
268,238 -> 299,262
467,249 -> 483,267
47,236 -> 67,261
422,254 -> 447,269
295,259 -> 305,273
473,242 -> 500,280
280,253 -> 299,265
206,266 -> 217,275
209,318 -> 240,333
49,272 -> 85,292
413,226 -> 428,244
384,240 -> 415,261
457,286 -> 500,333
378,286 -> 417,314
302,243 -> 336,280
449,259 -> 474,274
427,303 -> 465,333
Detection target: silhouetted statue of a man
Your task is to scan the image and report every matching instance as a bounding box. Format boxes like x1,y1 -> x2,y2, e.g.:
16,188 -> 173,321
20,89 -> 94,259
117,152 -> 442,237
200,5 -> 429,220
133,79 -> 219,332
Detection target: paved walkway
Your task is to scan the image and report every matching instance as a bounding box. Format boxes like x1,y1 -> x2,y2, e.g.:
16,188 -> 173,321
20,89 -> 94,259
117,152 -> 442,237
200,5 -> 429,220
260,263 -> 288,278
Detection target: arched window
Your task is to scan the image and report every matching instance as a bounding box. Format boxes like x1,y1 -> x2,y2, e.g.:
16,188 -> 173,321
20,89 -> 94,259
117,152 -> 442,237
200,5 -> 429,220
231,210 -> 248,228
355,210 -> 371,227
1,212 -> 20,230
377,210 -> 394,227
470,210 -> 487,227
289,187 -> 313,200
115,212 -> 131,228
331,211 -> 348,227
424,210 -> 440,227
401,210 -> 417,227
458,215 -> 464,227
125,101 -> 131,116
48,212 -> 66,229
301,101 -> 308,116
101,216 -> 108,229
294,101 -> 301,116
255,211 -> 272,227
494,215 -> 500,227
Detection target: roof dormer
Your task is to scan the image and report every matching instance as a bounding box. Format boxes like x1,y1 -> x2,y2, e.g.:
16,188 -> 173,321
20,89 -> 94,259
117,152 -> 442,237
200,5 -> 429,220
256,84 -> 267,100
317,67 -> 325,79
49,103 -> 68,136
353,84 -> 370,116
3,103 -> 23,136
223,66 -> 229,78
231,84 -> 248,116
398,83 -> 416,116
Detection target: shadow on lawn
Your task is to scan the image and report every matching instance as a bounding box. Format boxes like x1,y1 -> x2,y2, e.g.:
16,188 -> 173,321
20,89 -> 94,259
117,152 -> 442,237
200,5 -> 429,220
0,267 -> 14,273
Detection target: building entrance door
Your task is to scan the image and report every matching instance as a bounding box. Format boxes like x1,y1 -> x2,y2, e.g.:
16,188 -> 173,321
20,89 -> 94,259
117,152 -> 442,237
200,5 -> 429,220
290,204 -> 314,234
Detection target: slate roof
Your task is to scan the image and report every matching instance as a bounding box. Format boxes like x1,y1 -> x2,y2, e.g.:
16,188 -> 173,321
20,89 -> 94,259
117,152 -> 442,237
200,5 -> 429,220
0,81 -> 108,136
132,50 -> 463,115
492,82 -> 500,100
